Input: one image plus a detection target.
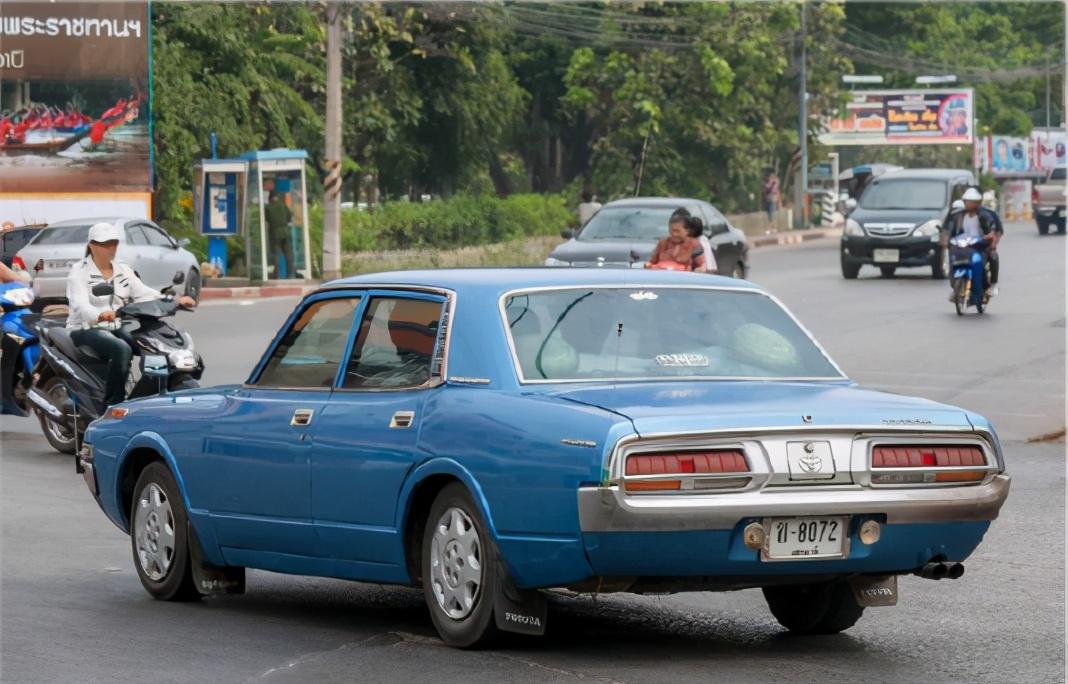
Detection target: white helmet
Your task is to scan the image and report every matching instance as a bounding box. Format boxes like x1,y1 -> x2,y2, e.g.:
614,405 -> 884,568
951,199 -> 965,211
87,221 -> 122,243
961,187 -> 983,202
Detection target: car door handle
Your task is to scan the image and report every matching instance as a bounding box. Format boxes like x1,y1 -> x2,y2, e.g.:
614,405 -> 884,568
291,409 -> 315,427
390,411 -> 415,429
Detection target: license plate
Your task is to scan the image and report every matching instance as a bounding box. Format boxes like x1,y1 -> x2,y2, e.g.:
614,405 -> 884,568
872,249 -> 899,263
762,516 -> 848,561
47,259 -> 77,270
1059,209 -> 1066,218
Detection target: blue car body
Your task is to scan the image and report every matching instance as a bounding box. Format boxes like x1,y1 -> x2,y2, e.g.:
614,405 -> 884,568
80,269 -> 1009,592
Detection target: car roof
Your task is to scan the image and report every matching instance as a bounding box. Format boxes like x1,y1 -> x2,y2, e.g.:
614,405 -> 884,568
46,217 -> 146,227
602,197 -> 708,209
876,168 -> 972,181
324,268 -> 764,296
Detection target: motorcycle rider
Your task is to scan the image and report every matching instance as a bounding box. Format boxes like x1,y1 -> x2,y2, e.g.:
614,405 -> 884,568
944,187 -> 1002,297
66,222 -> 196,407
0,261 -> 30,283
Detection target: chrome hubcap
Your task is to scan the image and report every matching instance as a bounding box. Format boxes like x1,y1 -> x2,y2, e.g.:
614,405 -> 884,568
133,483 -> 176,581
44,384 -> 73,444
430,507 -> 482,620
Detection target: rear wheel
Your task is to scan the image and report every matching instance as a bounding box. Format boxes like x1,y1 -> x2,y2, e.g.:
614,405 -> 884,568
130,463 -> 199,601
879,265 -> 896,278
763,580 -> 865,635
36,376 -> 76,454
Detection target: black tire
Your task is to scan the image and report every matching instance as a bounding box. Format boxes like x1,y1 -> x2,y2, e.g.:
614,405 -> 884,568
130,462 -> 200,601
841,258 -> 860,280
184,268 -> 202,303
1058,219 -> 1067,235
421,483 -> 501,648
36,376 -> 76,455
763,580 -> 864,635
1038,217 -> 1050,235
954,278 -> 968,316
879,265 -> 896,278
931,245 -> 948,280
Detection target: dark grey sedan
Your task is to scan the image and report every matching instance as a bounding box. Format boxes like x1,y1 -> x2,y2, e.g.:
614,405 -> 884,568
544,198 -> 750,278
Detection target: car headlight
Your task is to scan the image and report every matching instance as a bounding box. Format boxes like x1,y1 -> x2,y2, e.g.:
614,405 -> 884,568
912,219 -> 941,239
844,218 -> 865,237
544,257 -> 570,267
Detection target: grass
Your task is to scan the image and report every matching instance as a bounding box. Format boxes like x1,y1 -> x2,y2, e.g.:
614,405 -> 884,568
341,235 -> 561,275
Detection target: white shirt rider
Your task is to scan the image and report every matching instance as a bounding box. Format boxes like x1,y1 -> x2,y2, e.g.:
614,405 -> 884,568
961,212 -> 982,238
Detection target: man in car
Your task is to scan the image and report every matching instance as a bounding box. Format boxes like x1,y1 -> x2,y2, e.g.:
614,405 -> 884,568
944,187 -> 1003,297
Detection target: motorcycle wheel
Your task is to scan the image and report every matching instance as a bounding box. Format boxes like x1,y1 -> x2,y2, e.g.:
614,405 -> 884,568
953,279 -> 968,316
36,377 -> 77,455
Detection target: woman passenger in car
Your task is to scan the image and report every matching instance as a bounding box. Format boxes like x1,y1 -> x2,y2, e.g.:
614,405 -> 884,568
645,210 -> 706,272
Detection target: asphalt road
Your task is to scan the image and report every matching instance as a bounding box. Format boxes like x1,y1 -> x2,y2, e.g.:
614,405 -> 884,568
1,221 -> 1064,683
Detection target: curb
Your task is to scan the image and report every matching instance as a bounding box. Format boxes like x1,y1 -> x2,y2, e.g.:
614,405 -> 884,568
200,284 -> 319,300
750,227 -> 842,248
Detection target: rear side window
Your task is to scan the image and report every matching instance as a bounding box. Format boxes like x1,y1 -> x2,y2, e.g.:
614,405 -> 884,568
343,297 -> 444,389
2,230 -> 38,253
32,225 -> 91,245
256,297 -> 361,388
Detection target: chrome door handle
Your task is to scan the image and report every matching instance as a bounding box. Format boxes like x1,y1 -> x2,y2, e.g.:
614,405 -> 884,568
390,411 -> 415,429
291,409 -> 314,427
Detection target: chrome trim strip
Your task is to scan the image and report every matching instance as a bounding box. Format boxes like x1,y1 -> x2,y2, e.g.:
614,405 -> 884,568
496,284 -> 848,385
577,474 -> 1010,532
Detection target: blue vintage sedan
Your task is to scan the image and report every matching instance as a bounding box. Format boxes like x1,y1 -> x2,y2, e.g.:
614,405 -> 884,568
78,269 -> 1010,647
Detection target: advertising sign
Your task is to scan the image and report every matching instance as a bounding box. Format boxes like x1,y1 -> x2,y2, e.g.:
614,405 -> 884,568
819,89 -> 974,146
0,2 -> 150,195
979,130 -> 1066,177
987,136 -> 1031,175
1032,130 -> 1066,171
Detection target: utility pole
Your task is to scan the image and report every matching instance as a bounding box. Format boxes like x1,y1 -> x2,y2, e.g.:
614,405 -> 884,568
322,3 -> 344,282
796,0 -> 808,229
1046,53 -> 1052,135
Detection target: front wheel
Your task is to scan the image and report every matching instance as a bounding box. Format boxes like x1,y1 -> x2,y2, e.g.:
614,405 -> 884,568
184,268 -> 202,303
130,463 -> 200,601
841,257 -> 860,280
931,246 -> 948,280
953,278 -> 969,316
763,580 -> 864,635
422,483 -> 501,648
1037,217 -> 1050,235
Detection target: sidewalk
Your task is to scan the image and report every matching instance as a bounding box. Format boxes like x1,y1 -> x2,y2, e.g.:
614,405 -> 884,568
199,226 -> 843,299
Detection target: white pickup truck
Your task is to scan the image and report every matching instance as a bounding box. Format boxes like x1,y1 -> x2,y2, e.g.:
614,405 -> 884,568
1033,166 -> 1066,235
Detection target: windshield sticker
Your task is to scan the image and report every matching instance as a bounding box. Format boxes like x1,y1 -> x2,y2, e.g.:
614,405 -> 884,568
655,353 -> 710,367
629,291 -> 658,301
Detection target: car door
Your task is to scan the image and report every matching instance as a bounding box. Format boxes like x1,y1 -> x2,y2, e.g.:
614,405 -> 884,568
195,293 -> 363,558
310,291 -> 448,566
140,223 -> 179,289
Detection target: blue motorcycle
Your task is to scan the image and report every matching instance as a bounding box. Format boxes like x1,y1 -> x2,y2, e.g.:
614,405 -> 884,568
1,281 -> 41,416
949,235 -> 992,316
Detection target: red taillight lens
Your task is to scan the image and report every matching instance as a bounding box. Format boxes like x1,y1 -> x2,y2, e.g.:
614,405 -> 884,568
1032,188 -> 1040,203
11,255 -> 26,271
626,449 -> 749,476
871,445 -> 985,468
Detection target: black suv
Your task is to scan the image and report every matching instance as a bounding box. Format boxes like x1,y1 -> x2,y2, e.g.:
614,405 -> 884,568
840,169 -> 975,279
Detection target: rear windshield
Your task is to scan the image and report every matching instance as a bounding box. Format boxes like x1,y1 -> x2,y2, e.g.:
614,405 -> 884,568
30,225 -> 92,245
2,230 -> 39,253
859,180 -> 947,211
503,287 -> 843,382
579,206 -> 695,241
1051,168 -> 1066,181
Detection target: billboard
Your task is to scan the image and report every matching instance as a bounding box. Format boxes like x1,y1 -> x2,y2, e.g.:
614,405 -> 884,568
979,130 -> 1066,177
819,89 -> 974,146
0,2 -> 150,198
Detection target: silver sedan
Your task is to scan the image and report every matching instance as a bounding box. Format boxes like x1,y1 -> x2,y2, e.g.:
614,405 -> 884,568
15,217 -> 201,304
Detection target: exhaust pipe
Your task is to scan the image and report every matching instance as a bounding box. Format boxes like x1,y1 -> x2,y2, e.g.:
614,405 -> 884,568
916,561 -> 965,581
26,388 -> 64,420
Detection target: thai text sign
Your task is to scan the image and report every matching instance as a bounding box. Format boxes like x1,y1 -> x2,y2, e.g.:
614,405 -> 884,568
820,89 -> 974,146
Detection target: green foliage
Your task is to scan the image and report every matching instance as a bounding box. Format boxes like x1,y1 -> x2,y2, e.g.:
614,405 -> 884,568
308,194 -> 571,253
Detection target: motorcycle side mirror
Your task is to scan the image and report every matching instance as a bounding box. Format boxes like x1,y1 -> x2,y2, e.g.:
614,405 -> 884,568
172,271 -> 185,285
91,283 -> 114,297
142,354 -> 169,378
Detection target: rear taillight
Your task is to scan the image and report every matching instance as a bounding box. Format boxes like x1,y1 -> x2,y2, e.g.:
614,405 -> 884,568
11,255 -> 26,271
870,445 -> 989,485
624,449 -> 750,493
1032,188 -> 1040,203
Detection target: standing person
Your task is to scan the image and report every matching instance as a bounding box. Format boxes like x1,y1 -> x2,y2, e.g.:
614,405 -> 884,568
645,209 -> 706,271
577,190 -> 602,227
66,222 -> 196,407
685,215 -> 717,274
265,191 -> 294,279
763,169 -> 780,225
944,187 -> 1003,298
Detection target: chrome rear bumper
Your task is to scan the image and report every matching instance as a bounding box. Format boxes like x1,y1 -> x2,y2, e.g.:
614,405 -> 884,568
577,474 -> 1010,532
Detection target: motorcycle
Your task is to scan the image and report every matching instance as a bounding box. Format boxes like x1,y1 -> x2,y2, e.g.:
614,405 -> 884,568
29,273 -> 203,454
949,234 -> 992,316
1,281 -> 61,416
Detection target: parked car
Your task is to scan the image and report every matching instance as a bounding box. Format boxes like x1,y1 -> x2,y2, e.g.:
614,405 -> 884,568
79,268 -> 1008,648
544,197 -> 750,278
1032,165 -> 1065,235
15,217 -> 202,306
840,169 -> 975,279
1,224 -> 45,268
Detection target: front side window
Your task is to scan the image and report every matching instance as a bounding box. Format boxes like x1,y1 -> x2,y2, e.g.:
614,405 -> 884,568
343,297 -> 444,389
125,225 -> 148,246
859,180 -> 947,211
256,297 -> 361,388
143,225 -> 174,248
504,287 -> 842,382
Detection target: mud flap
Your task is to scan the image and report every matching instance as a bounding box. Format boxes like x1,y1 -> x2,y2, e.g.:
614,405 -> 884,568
849,574 -> 898,607
188,523 -> 245,596
493,563 -> 547,636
